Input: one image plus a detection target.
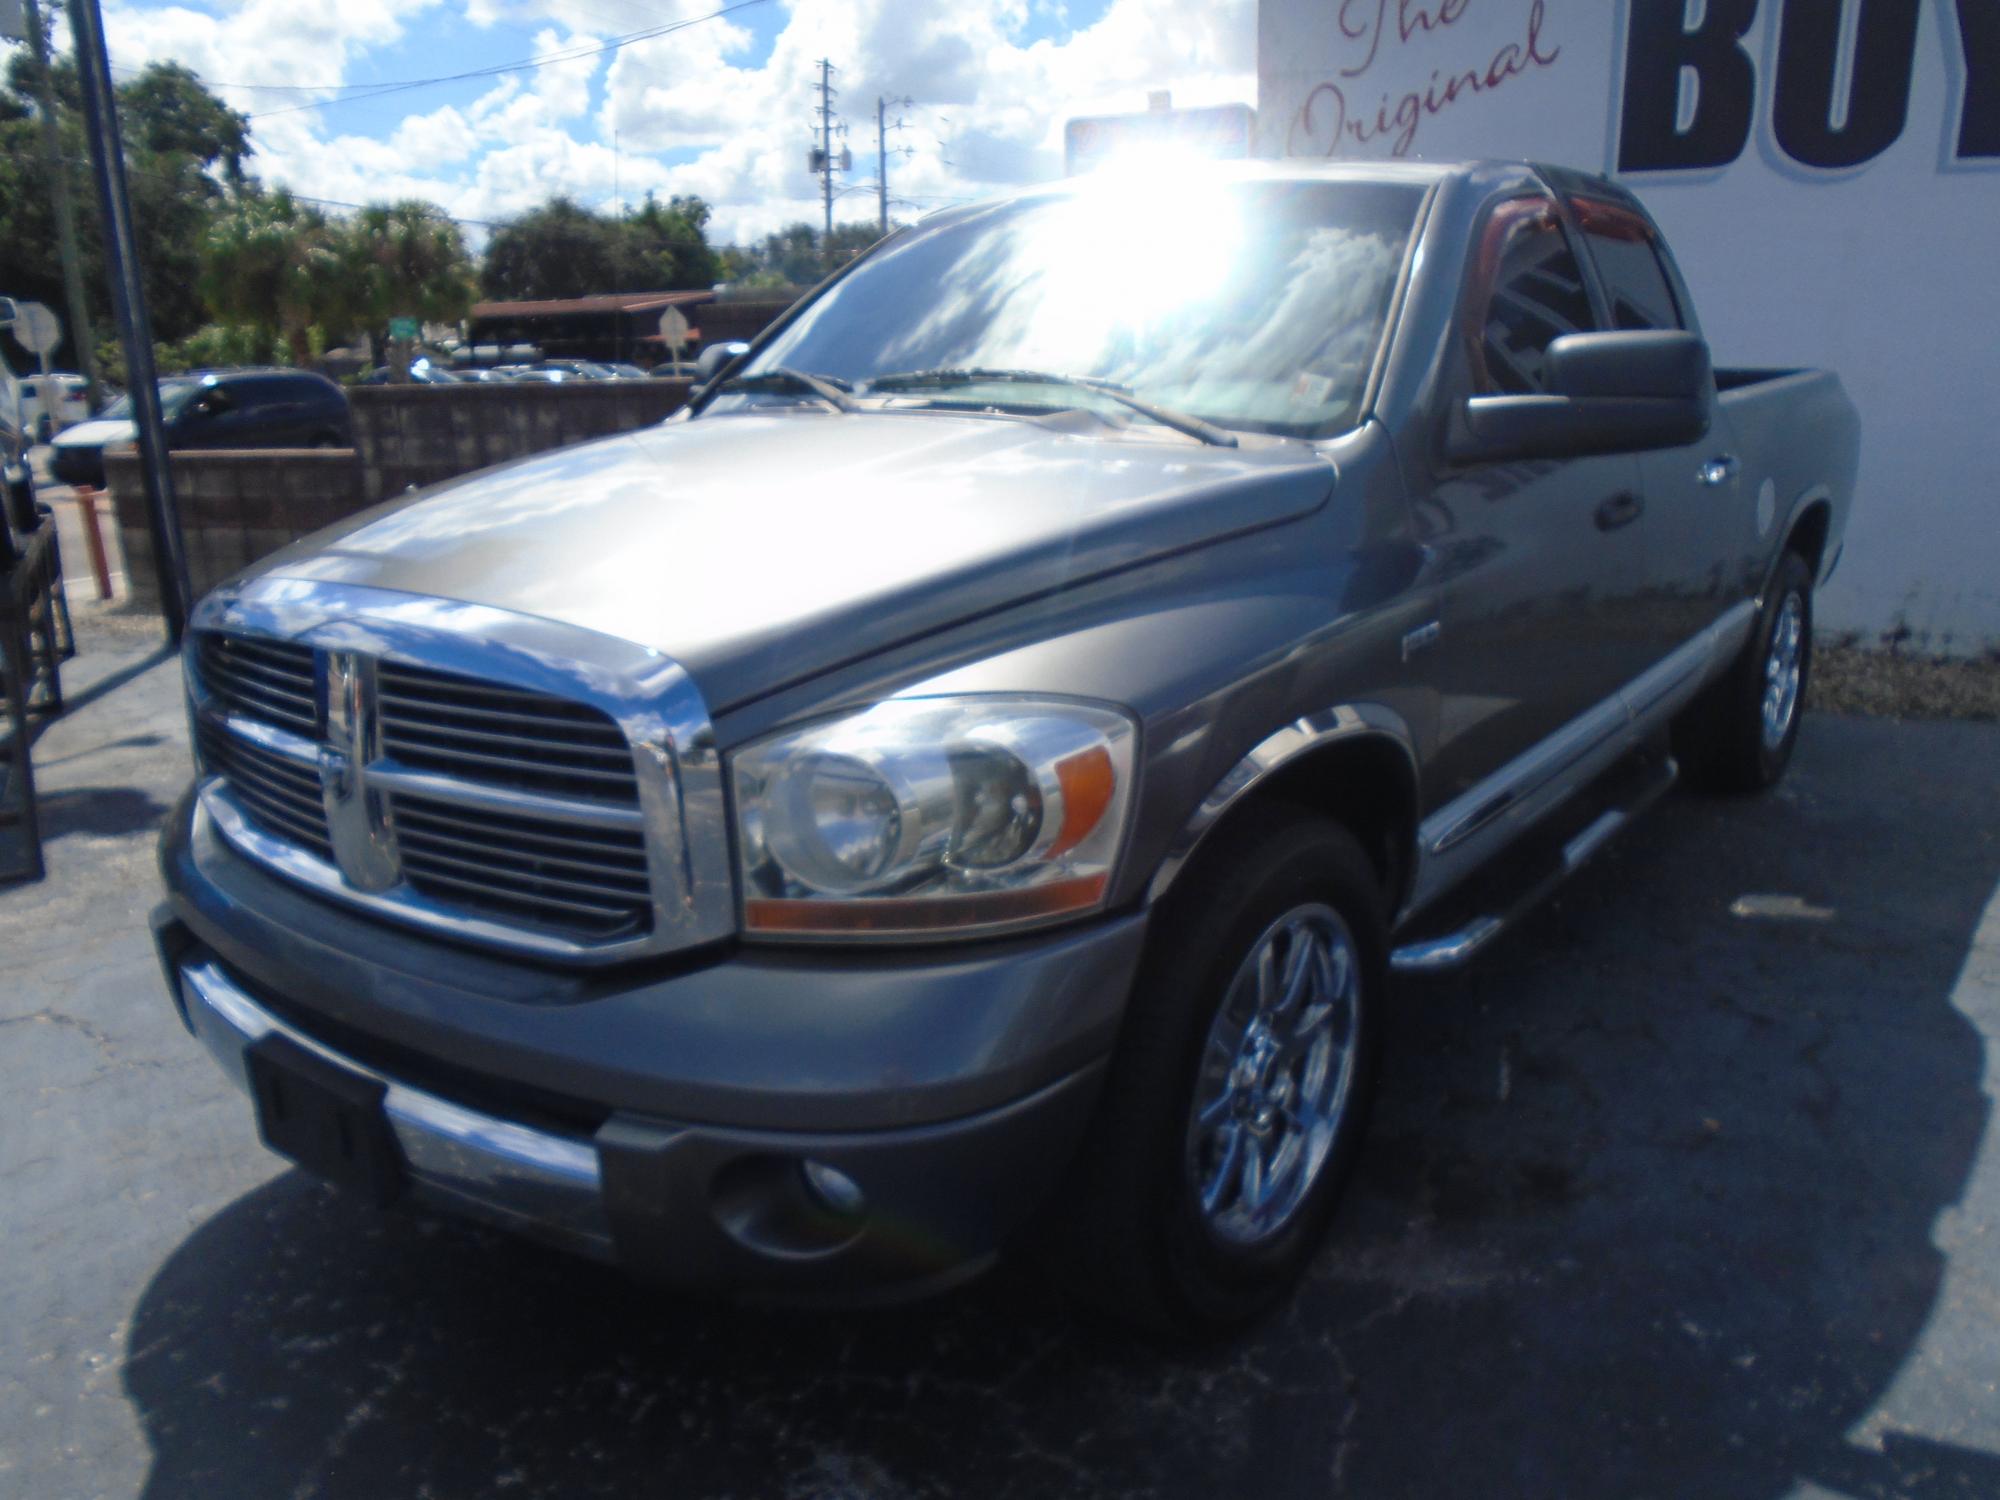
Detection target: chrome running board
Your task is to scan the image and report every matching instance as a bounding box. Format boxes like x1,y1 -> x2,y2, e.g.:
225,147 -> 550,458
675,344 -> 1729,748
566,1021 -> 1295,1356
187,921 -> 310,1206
1391,752 -> 1679,975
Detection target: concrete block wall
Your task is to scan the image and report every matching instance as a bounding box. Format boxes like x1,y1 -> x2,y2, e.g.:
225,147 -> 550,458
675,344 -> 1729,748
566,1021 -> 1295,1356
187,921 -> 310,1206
102,379 -> 696,609
351,380 -> 691,503
104,447 -> 365,610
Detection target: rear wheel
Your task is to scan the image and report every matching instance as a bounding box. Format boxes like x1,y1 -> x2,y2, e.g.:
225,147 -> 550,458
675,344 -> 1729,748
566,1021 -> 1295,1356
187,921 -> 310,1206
1678,549 -> 1814,793
1044,804 -> 1385,1339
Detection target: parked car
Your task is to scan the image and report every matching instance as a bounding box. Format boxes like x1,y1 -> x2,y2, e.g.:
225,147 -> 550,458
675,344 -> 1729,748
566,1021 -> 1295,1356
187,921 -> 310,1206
354,360 -> 461,385
50,368 -> 351,488
154,161 -> 1857,1336
19,372 -> 91,442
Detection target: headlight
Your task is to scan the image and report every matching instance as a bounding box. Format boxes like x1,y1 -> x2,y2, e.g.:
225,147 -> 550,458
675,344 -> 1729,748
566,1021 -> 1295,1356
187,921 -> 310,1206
732,696 -> 1138,939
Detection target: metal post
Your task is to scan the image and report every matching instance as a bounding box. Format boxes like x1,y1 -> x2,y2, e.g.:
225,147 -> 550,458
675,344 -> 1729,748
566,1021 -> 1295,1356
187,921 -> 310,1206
23,0 -> 99,411
819,59 -> 835,252
877,96 -> 888,237
65,0 -> 189,640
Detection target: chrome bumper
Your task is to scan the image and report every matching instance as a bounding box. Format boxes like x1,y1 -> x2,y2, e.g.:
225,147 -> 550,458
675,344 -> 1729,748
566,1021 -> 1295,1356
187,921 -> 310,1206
179,960 -> 615,1260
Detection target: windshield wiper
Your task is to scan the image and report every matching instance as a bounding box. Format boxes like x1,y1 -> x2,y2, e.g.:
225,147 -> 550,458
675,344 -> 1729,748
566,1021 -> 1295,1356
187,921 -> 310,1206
717,366 -> 857,413
865,368 -> 1238,448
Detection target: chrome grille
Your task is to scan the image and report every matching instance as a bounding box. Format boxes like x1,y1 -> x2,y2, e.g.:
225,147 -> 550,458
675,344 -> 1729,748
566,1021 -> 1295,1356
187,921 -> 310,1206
195,633 -> 319,737
189,624 -> 668,956
390,792 -> 652,939
377,661 -> 639,804
196,720 -> 333,858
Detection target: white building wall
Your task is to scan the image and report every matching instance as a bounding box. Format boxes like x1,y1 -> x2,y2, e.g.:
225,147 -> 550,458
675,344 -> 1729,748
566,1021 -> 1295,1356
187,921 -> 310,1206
1258,0 -> 2000,653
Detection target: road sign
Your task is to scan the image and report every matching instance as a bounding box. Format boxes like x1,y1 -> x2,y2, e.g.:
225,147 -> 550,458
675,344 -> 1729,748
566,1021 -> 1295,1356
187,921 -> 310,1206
12,301 -> 61,355
0,0 -> 26,44
658,306 -> 691,360
388,316 -> 420,340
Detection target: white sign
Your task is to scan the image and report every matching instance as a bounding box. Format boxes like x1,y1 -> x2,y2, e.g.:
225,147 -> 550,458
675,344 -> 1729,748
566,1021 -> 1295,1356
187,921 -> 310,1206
0,0 -> 26,45
1259,0 -> 2000,654
658,306 -> 691,360
12,301 -> 60,356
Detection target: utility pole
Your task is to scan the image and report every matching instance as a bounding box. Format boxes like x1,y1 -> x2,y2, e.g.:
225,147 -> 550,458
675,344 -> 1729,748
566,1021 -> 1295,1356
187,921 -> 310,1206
874,94 -> 912,238
815,59 -> 837,256
23,0 -> 99,408
66,0 -> 190,640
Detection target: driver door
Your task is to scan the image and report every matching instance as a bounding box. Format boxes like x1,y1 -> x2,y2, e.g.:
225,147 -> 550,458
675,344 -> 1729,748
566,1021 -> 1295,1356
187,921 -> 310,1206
1417,194 -> 1654,810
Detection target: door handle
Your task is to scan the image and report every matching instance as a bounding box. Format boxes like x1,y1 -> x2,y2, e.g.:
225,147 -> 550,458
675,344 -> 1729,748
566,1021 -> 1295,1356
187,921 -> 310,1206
1594,491 -> 1644,532
1699,454 -> 1740,487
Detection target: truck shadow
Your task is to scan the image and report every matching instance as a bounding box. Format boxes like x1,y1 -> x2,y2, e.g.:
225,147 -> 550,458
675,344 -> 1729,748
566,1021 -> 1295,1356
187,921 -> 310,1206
121,719 -> 2000,1499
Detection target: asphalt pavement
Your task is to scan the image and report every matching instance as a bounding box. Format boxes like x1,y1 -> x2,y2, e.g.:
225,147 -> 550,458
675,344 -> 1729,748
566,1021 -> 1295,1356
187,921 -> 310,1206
3,617 -> 1997,1499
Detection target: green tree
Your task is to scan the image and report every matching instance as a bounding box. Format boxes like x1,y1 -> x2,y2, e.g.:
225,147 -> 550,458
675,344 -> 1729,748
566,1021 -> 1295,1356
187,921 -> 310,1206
479,193 -> 720,300
616,193 -> 720,290
339,201 -> 476,368
0,53 -> 251,356
717,220 -> 890,288
198,187 -> 341,366
480,197 -> 622,300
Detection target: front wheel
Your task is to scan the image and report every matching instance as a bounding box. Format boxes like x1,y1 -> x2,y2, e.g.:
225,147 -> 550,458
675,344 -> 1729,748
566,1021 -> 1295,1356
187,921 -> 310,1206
1043,805 -> 1385,1338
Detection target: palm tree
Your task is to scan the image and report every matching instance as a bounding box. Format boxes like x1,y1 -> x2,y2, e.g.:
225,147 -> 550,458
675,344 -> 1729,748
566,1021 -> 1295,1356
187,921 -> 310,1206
345,201 -> 476,373
197,187 -> 338,366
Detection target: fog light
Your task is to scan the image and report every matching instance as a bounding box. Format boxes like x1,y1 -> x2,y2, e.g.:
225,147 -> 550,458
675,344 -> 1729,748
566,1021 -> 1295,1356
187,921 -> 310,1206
799,1159 -> 866,1220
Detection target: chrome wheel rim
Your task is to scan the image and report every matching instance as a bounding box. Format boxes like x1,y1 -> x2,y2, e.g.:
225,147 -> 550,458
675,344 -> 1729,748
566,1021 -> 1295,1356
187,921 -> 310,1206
1762,590 -> 1805,750
1185,903 -> 1361,1246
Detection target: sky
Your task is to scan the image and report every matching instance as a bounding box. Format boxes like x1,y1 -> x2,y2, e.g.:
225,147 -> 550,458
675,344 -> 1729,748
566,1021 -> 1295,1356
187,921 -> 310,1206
83,0 -> 1256,247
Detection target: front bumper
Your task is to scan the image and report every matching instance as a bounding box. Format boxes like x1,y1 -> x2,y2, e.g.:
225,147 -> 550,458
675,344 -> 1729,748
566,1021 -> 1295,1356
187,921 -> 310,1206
157,790 -> 1146,1298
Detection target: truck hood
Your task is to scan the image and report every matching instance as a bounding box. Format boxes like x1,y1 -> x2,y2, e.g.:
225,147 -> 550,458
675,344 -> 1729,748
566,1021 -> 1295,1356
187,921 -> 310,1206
257,408 -> 1336,710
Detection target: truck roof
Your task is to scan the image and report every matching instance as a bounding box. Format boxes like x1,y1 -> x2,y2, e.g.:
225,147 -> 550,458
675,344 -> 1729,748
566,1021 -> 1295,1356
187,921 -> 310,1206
921,157 -> 1617,228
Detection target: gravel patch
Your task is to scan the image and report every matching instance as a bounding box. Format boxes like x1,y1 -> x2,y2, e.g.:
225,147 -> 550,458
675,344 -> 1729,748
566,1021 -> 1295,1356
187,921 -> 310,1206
1815,642 -> 2000,722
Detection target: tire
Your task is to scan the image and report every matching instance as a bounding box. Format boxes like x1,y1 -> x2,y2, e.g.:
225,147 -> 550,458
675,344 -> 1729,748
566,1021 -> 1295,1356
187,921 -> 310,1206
1678,549 -> 1814,794
1041,803 -> 1386,1340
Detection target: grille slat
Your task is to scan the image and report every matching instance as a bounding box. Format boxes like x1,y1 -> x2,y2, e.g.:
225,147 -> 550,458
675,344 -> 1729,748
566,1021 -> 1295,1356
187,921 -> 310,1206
391,799 -> 648,863
382,719 -> 634,763
373,693 -> 627,742
395,824 -> 650,887
390,788 -> 652,937
197,634 -> 319,736
394,859 -> 643,927
381,737 -> 639,789
200,722 -> 334,855
396,841 -> 650,904
376,661 -> 639,804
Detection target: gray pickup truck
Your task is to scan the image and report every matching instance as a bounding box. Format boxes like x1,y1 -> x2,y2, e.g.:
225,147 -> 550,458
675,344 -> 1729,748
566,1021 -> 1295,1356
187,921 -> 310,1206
153,159 -> 1858,1335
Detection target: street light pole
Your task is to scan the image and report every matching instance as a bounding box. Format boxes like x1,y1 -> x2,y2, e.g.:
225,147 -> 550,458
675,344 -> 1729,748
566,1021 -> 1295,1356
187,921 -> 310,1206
65,0 -> 190,640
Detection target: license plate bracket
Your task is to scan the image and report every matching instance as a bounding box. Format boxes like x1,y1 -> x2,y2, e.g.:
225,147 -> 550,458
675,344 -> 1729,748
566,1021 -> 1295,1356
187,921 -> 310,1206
247,1033 -> 406,1207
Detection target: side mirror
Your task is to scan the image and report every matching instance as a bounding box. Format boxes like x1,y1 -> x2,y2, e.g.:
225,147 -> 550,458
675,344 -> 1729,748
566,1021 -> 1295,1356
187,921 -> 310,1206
694,341 -> 750,388
1449,331 -> 1712,464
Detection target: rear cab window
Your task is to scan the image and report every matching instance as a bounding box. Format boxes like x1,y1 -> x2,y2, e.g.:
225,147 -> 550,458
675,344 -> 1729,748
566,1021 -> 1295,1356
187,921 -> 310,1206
1570,197 -> 1685,333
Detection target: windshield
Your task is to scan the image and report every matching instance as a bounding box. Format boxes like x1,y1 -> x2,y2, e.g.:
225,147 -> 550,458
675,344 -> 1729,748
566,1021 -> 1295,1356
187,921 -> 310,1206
102,381 -> 200,422
728,177 -> 1423,438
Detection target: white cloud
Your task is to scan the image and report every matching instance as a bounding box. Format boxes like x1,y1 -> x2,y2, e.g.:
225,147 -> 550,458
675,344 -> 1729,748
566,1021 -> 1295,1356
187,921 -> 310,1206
99,0 -> 1256,250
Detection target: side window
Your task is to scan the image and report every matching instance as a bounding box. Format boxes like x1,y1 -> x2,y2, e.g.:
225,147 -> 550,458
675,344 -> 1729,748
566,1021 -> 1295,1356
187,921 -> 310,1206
1467,197 -> 1596,395
1572,198 -> 1684,332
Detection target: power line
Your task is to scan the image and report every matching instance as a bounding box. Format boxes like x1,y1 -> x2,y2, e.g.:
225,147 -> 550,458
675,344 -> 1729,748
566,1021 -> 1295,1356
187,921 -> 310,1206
238,0 -> 770,120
